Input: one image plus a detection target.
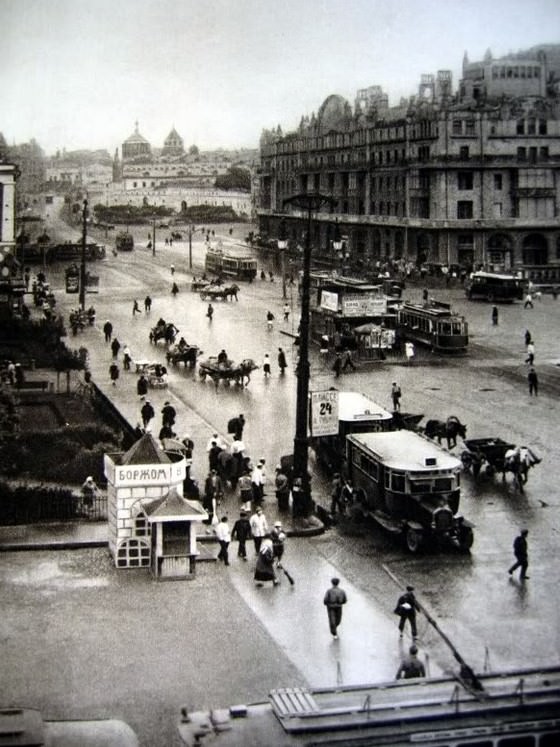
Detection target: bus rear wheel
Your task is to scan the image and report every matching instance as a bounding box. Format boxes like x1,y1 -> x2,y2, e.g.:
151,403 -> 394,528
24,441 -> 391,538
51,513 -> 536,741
405,527 -> 423,553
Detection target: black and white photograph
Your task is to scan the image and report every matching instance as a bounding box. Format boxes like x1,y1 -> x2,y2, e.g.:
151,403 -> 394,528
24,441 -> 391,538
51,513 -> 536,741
1,1 -> 559,745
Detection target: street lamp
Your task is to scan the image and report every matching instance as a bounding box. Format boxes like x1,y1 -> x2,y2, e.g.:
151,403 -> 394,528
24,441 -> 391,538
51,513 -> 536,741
188,224 -> 194,270
152,217 -> 156,257
277,218 -> 288,300
332,219 -> 343,271
79,199 -> 88,311
283,192 -> 337,518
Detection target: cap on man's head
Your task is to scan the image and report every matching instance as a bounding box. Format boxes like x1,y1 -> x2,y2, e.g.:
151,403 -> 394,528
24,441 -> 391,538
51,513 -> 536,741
331,577 -> 340,586
521,528 -> 529,535
274,521 -> 282,527
406,585 -> 414,591
410,645 -> 418,655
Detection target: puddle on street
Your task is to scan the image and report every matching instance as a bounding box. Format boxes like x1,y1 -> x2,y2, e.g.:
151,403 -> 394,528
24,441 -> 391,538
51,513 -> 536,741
3,560 -> 109,589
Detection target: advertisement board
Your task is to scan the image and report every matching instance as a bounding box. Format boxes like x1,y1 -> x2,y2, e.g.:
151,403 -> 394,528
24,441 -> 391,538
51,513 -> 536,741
310,389 -> 339,437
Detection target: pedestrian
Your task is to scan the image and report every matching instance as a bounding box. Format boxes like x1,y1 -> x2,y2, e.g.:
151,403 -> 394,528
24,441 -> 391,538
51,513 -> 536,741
132,299 -> 140,315
525,342 -> 535,365
396,645 -> 426,679
140,399 -> 155,430
330,473 -> 343,516
14,363 -> 25,389
103,320 -> 113,342
249,506 -> 268,553
524,329 -> 532,346
270,521 -> 286,566
492,305 -> 499,325
332,353 -> 342,378
204,469 -> 224,523
394,585 -> 419,640
111,337 -> 121,359
122,345 -> 132,371
323,577 -> 347,639
214,516 -> 231,565
269,271 -> 274,282
137,374 -> 148,398
161,400 -> 176,428
263,353 -> 271,377
206,303 -> 214,321
231,413 -> 245,439
524,292 -> 534,309
170,264 -> 175,275
266,310 -> 274,329
254,538 -> 278,587
81,475 -> 99,508
405,341 -> 415,364
251,459 -> 266,504
6,361 -> 15,386
171,282 -> 179,296
238,470 -> 253,512
422,287 -> 429,303
283,304 -> 290,322
278,347 -> 287,374
206,432 -> 226,451
342,349 -> 356,372
109,361 -> 119,386
159,423 -> 176,443
508,529 -> 529,580
144,295 -> 152,312
275,465 -> 290,511
208,440 -> 223,473
528,367 -> 538,396
391,382 -> 402,411
231,510 -> 251,560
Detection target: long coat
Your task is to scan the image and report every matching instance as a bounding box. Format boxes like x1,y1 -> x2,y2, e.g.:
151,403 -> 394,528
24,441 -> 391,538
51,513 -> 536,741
254,541 -> 276,582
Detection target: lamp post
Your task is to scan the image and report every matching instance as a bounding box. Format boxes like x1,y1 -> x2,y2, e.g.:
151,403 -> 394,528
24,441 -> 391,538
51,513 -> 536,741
188,224 -> 193,270
332,219 -> 343,271
277,218 -> 288,300
79,199 -> 88,311
283,192 -> 337,517
152,217 -> 156,257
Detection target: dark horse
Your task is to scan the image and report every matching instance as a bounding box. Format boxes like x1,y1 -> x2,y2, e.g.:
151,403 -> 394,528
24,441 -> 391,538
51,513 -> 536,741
425,415 -> 467,449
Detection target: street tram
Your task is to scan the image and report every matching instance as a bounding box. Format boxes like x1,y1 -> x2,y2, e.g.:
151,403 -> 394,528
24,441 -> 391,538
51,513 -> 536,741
397,301 -> 468,352
177,664 -> 560,747
466,271 -> 526,302
204,247 -> 257,281
346,430 -> 473,552
310,391 -> 393,474
116,232 -> 134,251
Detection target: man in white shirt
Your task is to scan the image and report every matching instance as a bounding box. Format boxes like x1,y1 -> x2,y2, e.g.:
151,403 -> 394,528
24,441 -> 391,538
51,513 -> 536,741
249,507 -> 268,554
251,459 -> 266,504
214,516 -> 231,566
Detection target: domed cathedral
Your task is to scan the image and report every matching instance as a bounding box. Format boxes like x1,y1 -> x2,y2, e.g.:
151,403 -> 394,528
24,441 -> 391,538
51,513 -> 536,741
122,121 -> 152,162
161,127 -> 185,158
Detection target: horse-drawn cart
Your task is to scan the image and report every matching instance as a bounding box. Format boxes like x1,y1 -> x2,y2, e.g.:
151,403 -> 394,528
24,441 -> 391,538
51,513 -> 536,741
166,343 -> 202,368
199,284 -> 239,301
198,356 -> 258,388
461,438 -> 541,491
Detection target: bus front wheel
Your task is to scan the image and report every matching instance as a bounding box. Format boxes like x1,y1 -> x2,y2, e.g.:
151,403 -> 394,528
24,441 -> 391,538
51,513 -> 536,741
405,527 -> 423,553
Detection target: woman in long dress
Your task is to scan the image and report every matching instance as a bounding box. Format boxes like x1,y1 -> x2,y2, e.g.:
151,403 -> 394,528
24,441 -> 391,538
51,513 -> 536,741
254,538 -> 278,587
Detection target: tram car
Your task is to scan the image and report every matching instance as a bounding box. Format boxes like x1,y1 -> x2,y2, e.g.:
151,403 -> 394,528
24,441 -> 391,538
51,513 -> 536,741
204,247 -> 257,281
397,300 -> 468,352
346,430 -> 473,552
177,664 -> 560,747
115,232 -> 134,251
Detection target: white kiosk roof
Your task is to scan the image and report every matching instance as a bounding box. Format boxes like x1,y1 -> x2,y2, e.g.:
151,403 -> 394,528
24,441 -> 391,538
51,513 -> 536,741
348,430 -> 461,471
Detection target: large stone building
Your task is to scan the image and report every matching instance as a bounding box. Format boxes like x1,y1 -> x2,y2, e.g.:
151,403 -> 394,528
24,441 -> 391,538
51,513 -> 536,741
258,45 -> 560,282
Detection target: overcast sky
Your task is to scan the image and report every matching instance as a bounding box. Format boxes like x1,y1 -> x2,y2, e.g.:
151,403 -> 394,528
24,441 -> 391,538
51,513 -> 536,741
1,0 -> 558,156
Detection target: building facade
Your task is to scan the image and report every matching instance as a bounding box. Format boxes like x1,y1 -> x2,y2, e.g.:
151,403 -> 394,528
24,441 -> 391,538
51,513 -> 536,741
258,46 -> 560,282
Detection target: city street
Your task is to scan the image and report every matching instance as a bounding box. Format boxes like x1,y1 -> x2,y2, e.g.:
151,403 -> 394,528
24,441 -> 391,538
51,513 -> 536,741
2,218 -> 560,746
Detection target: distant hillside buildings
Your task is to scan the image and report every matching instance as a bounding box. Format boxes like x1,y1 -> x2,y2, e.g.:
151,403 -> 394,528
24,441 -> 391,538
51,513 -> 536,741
258,44 -> 560,281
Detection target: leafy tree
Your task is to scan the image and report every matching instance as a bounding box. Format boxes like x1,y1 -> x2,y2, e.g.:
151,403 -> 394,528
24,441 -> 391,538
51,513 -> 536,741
214,166 -> 251,191
188,145 -> 199,156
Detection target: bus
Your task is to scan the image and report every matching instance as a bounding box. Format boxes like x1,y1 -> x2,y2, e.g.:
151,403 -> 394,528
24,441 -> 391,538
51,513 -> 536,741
205,247 -> 257,281
466,271 -> 526,302
310,391 -> 393,474
346,430 -> 473,552
177,665 -> 560,747
116,232 -> 134,251
397,300 -> 468,353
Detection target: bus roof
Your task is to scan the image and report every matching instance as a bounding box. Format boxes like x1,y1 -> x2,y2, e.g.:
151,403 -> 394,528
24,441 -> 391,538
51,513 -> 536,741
348,431 -> 461,471
337,391 -> 393,423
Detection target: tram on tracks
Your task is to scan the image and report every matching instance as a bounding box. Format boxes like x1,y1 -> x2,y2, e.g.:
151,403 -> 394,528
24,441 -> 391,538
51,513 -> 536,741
177,664 -> 560,747
397,301 -> 468,353
204,247 -> 257,281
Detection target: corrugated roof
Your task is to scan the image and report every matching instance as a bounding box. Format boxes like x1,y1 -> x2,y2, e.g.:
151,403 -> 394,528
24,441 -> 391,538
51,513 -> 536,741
144,487 -> 207,521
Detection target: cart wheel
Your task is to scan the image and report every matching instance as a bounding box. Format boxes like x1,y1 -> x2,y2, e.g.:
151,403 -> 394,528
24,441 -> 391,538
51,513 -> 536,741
199,371 -> 206,380
405,527 -> 423,553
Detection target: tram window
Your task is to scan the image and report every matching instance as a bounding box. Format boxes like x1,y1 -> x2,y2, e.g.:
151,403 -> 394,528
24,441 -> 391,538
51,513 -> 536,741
440,322 -> 452,335
540,733 -> 560,746
499,736 -> 535,747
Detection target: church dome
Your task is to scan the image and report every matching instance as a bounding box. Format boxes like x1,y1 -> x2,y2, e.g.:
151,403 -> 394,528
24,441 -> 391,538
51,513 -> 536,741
162,127 -> 184,157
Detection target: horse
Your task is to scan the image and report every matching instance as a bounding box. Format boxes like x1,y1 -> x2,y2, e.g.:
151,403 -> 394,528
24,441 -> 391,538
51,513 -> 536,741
502,446 -> 541,492
424,415 -> 467,449
223,284 -> 240,301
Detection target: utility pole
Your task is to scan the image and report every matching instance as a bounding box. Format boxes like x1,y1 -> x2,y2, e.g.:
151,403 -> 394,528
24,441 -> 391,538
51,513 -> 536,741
79,199 -> 88,311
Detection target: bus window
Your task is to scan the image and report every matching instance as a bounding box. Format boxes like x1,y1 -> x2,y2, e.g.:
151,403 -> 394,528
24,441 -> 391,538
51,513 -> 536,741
457,742 -> 493,747
434,477 -> 454,491
390,471 -> 406,492
410,479 -> 431,494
